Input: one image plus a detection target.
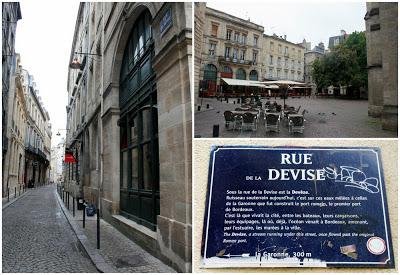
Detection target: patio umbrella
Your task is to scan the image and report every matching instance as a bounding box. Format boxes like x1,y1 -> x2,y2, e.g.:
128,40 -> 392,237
262,80 -> 307,108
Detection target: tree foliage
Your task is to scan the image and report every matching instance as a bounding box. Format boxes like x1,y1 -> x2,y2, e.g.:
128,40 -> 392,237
312,31 -> 367,89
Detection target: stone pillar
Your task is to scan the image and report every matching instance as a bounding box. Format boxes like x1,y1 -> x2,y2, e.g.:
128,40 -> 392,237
380,3 -> 398,131
101,86 -> 121,218
152,3 -> 192,272
365,2 -> 398,131
365,2 -> 384,117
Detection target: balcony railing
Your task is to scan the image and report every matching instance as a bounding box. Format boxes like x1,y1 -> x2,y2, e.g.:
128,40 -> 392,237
218,56 -> 252,65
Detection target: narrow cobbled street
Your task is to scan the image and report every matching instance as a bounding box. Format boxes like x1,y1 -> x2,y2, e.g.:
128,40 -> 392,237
2,185 -> 98,273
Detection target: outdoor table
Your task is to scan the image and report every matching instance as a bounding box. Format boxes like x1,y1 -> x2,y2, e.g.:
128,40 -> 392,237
231,110 -> 258,116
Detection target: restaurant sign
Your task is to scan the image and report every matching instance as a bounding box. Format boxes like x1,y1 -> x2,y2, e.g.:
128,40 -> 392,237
201,146 -> 394,268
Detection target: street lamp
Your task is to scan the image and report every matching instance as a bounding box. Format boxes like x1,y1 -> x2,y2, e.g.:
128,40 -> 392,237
69,51 -> 102,69
56,129 -> 69,136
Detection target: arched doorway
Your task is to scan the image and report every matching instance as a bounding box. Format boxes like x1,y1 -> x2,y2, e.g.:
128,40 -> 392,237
118,9 -> 159,231
203,64 -> 217,94
236,68 -> 246,80
220,66 -> 233,78
249,70 -> 258,81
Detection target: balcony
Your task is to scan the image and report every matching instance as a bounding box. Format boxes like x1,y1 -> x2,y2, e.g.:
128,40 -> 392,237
218,56 -> 251,66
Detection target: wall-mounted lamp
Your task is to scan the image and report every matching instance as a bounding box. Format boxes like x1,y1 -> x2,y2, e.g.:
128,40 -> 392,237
69,51 -> 102,70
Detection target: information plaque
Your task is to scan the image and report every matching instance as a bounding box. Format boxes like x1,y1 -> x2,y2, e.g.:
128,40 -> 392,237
201,146 -> 394,268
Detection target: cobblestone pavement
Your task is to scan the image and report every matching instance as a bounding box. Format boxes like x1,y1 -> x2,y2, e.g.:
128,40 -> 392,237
2,185 -> 98,273
194,97 -> 397,138
62,194 -> 176,273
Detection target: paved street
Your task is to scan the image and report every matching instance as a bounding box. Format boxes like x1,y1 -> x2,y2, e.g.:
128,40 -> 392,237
2,185 -> 98,273
194,97 -> 397,138
61,193 -> 176,273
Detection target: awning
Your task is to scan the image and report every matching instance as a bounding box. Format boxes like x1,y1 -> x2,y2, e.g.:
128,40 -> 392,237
221,78 -> 266,88
265,84 -> 280,89
262,80 -> 306,86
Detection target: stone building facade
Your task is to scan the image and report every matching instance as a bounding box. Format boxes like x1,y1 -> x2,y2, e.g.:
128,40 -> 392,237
262,34 -> 304,81
199,6 -> 264,96
194,2 -> 206,103
2,2 -> 21,193
23,71 -> 52,188
304,43 -> 325,94
2,54 -> 27,196
65,2 -> 192,272
365,2 -> 398,131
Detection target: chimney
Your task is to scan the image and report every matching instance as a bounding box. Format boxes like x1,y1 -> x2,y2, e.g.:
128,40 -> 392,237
284,34 -> 287,40
340,29 -> 346,36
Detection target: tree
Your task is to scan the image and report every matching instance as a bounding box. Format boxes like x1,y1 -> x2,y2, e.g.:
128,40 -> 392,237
311,31 -> 367,91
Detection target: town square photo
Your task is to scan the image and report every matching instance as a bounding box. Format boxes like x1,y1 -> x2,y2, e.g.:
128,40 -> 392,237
2,1 -> 191,272
194,1 -> 398,138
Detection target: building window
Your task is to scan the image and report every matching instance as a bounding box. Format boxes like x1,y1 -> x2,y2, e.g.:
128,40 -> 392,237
285,58 -> 288,68
270,42 -> 274,51
252,51 -> 258,64
278,44 -> 282,54
268,68 -> 273,78
242,34 -> 247,45
233,48 -> 238,60
277,69 -> 281,79
236,68 -> 246,80
211,24 -> 218,36
269,55 -> 273,65
119,9 -> 159,231
204,64 -> 217,80
226,29 -> 232,40
249,70 -> 258,81
225,47 -> 231,58
285,70 -> 288,79
291,60 -> 294,69
277,57 -> 281,67
253,35 -> 258,47
234,32 -> 239,42
209,43 -> 216,57
284,46 -> 288,56
240,49 -> 246,61
298,49 -> 301,59
221,66 -> 233,78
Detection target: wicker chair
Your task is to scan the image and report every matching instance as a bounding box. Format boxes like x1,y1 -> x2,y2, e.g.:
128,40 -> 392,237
265,113 -> 280,133
223,111 -> 235,130
242,112 -> 257,131
289,116 -> 305,134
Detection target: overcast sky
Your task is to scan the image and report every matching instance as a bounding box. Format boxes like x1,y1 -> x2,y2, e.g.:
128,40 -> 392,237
207,0 -> 366,47
15,0 -> 79,147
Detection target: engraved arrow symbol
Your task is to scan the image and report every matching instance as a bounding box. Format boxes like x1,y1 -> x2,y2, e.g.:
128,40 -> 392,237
223,253 -> 251,258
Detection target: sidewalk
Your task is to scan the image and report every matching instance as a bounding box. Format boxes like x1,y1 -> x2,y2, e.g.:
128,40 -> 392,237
57,190 -> 176,273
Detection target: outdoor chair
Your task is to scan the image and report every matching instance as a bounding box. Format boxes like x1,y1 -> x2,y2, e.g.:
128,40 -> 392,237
265,113 -> 280,133
289,116 -> 305,134
223,111 -> 235,130
234,114 -> 243,131
241,112 -> 257,131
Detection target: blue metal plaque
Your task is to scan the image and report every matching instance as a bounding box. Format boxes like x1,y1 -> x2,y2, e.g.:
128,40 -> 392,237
160,7 -> 173,36
201,146 -> 394,268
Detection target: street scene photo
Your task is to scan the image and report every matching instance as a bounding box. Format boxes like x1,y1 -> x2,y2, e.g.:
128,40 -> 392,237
2,1 -> 192,273
194,2 -> 398,138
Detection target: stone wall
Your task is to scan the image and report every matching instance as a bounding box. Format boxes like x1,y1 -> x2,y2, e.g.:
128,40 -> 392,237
365,2 -> 398,131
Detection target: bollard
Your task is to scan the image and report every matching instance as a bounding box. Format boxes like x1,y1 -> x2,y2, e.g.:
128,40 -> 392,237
15,187 -> 16,198
73,197 -> 75,217
97,208 -> 100,249
197,105 -> 201,111
206,104 -> 209,109
212,124 -> 219,137
67,192 -> 70,210
7,187 -> 9,202
19,185 -> 21,196
83,203 -> 86,228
